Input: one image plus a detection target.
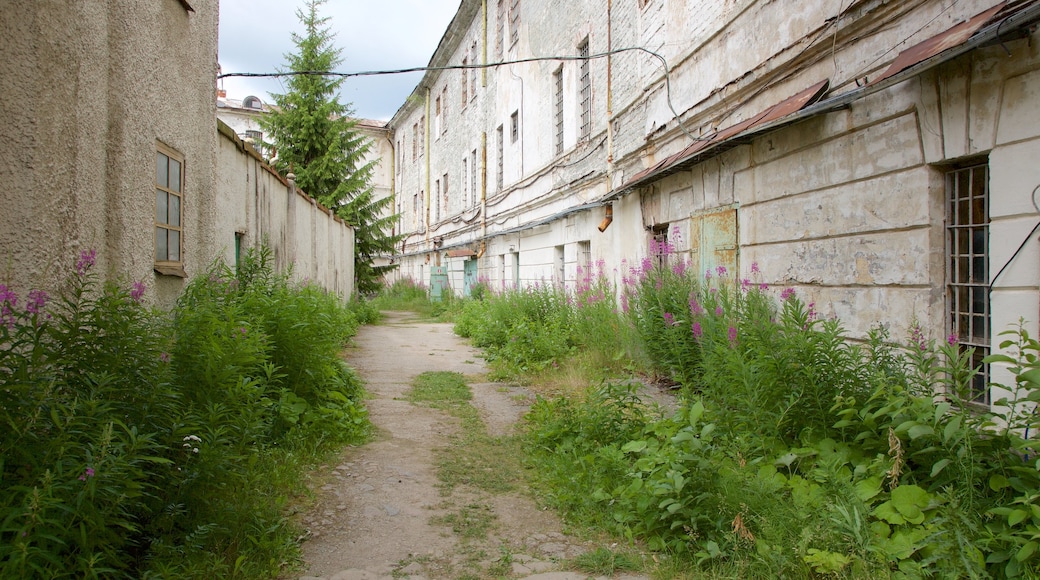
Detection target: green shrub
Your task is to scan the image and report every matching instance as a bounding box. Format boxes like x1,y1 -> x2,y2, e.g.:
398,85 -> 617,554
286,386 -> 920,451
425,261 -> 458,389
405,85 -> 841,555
0,246 -> 369,578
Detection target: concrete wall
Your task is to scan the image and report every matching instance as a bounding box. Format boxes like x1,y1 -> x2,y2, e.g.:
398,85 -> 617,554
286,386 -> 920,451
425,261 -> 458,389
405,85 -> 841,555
0,0 -> 219,306
215,123 -> 356,299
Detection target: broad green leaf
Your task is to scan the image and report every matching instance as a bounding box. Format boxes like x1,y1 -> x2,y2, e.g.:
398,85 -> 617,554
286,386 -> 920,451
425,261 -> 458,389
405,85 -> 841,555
1015,540 -> 1038,562
908,424 -> 934,440
854,476 -> 882,501
1009,509 -> 1030,527
930,459 -> 951,478
874,501 -> 906,525
989,474 -> 1011,491
622,440 -> 647,453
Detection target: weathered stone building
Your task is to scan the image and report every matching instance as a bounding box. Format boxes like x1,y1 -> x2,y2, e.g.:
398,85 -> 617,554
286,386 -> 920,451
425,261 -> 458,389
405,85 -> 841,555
389,0 -> 1040,405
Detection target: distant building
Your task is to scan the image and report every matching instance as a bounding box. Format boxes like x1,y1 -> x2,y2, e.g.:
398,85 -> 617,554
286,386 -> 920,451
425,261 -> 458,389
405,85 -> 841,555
388,0 -> 1040,407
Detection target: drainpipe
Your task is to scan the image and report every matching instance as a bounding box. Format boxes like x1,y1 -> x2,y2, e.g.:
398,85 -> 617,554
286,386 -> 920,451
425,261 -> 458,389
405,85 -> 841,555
425,87 -> 431,243
606,0 -> 614,183
478,130 -> 488,258
482,0 -> 488,87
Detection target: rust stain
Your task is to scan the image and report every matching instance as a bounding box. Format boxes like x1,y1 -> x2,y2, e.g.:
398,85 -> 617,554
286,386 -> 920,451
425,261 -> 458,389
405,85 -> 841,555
871,2 -> 1006,85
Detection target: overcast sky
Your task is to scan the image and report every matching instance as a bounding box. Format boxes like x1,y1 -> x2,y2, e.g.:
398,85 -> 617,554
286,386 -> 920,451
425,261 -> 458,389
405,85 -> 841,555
218,0 -> 461,121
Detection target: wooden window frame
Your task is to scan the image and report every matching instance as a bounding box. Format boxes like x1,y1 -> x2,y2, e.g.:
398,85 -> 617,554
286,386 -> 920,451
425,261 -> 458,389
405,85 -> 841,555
155,142 -> 186,276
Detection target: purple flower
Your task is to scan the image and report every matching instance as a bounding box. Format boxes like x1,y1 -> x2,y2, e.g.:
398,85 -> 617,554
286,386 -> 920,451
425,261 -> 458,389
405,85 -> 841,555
947,332 -> 958,346
25,289 -> 48,316
704,269 -> 713,280
807,302 -> 818,321
751,262 -> 760,274
689,296 -> 703,316
741,278 -> 751,291
160,352 -> 171,363
130,281 -> 146,303
655,278 -> 663,291
909,323 -> 927,351
715,306 -> 723,317
663,312 -> 676,326
78,467 -> 95,481
75,249 -> 97,276
780,288 -> 795,301
238,327 -> 247,337
716,265 -> 728,277
620,293 -> 629,314
672,260 -> 688,277
759,282 -> 769,291
728,326 -> 738,346
691,321 -> 702,338
0,284 -> 17,308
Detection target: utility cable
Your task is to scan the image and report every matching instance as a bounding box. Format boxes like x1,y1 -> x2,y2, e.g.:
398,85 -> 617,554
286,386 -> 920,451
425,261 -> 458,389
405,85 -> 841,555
219,46 -> 700,144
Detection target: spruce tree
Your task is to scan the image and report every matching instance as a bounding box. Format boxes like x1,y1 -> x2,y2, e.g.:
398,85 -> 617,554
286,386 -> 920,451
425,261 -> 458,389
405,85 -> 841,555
260,0 -> 402,295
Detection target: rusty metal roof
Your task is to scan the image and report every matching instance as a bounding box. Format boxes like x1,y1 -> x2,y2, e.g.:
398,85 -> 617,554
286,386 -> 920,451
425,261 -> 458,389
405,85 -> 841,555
871,2 -> 1007,85
620,80 -> 830,190
446,248 -> 477,258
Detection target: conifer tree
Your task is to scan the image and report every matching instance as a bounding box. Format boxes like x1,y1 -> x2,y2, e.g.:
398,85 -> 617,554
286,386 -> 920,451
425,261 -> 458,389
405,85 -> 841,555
261,0 -> 402,295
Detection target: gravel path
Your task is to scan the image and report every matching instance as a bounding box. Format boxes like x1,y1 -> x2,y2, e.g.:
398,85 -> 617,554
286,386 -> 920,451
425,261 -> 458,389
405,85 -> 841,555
293,311 -> 650,580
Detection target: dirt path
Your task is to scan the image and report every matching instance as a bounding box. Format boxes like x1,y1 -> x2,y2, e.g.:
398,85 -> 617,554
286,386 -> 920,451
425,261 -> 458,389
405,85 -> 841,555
295,311 -> 650,580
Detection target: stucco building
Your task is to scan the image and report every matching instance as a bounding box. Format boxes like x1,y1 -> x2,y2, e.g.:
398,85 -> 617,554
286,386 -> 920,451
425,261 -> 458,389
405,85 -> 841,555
388,0 -> 1040,406
1,0 -> 356,307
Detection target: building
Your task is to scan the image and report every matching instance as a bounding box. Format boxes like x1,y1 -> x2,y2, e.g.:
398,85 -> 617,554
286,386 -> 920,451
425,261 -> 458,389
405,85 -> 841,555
1,0 -> 355,307
388,0 -> 1040,406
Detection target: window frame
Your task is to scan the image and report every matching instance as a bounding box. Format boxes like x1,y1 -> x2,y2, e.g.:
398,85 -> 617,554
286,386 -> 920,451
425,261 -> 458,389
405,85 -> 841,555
553,66 -> 564,155
510,110 -> 519,143
578,37 -> 592,141
155,142 -> 186,276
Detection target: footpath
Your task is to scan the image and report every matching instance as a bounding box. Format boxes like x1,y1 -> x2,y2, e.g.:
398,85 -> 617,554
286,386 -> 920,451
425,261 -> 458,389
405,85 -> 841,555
295,311 -> 650,580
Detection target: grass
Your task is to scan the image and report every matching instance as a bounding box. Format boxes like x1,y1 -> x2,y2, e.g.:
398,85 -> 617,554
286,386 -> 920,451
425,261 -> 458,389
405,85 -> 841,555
571,546 -> 644,575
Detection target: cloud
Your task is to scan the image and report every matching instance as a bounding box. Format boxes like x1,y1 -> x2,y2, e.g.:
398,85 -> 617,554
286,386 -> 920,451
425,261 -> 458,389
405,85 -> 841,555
219,0 -> 460,120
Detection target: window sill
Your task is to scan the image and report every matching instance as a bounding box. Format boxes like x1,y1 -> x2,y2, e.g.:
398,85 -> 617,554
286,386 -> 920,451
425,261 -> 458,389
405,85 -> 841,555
154,264 -> 188,278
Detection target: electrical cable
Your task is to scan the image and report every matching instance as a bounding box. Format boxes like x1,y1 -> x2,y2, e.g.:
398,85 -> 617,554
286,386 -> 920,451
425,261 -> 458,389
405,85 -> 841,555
219,46 -> 700,144
989,182 -> 1040,289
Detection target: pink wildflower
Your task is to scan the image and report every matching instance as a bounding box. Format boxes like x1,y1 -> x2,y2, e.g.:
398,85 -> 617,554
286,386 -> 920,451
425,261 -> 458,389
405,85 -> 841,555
689,296 -> 703,315
751,262 -> 760,274
715,306 -> 723,317
160,352 -> 171,363
26,289 -> 48,315
78,467 -> 95,481
716,265 -> 728,277
75,249 -> 96,276
663,312 -> 676,326
691,321 -> 703,338
130,281 -> 146,303
759,282 -> 769,291
780,288 -> 795,301
947,332 -> 958,346
728,326 -> 738,346
741,278 -> 751,291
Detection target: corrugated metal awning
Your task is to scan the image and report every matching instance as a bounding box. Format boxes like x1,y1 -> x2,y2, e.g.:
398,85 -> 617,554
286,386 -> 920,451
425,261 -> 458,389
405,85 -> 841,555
871,2 -> 1007,85
618,80 -> 830,192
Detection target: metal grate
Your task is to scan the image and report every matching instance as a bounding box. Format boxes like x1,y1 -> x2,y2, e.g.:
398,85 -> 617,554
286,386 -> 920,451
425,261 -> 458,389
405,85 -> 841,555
496,125 -> 504,191
470,149 -> 478,206
554,68 -> 564,155
578,39 -> 591,141
946,162 -> 990,405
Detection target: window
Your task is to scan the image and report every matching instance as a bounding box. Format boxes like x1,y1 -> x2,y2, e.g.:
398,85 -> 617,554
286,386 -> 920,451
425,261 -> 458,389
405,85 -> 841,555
435,95 -> 442,136
441,85 -> 449,133
554,245 -> 565,287
419,116 -> 425,157
470,149 -> 478,207
496,0 -> 505,59
443,172 -> 450,216
651,223 -> 669,269
510,110 -> 519,143
243,95 -> 262,109
463,157 -> 469,208
396,139 -> 402,174
462,56 -> 469,104
434,179 -> 441,222
946,160 -> 990,404
496,125 -> 504,191
553,67 -> 564,155
471,41 -> 479,98
578,240 -> 591,281
155,144 -> 184,272
578,37 -> 592,141
413,192 -> 419,227
509,0 -> 520,46
412,123 -> 418,161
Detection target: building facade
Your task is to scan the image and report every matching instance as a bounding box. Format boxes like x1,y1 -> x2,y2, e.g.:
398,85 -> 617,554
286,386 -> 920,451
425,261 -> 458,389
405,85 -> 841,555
388,0 -> 1040,406
1,0 -> 357,307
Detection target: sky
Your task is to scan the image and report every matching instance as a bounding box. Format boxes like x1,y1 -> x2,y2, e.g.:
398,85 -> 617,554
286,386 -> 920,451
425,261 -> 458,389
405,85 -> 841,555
218,0 -> 462,122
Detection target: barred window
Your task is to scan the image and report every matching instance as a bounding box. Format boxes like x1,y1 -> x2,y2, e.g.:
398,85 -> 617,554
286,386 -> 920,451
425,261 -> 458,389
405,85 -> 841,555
553,67 -> 564,155
946,160 -> 990,405
578,37 -> 591,141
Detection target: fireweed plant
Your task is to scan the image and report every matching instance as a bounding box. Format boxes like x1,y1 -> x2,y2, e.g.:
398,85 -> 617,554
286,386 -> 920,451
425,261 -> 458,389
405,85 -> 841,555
487,243 -> 1040,577
0,247 -> 368,578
